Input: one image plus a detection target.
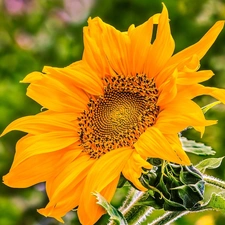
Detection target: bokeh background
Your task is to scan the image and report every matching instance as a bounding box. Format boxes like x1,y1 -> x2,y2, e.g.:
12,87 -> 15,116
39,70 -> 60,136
0,0 -> 225,224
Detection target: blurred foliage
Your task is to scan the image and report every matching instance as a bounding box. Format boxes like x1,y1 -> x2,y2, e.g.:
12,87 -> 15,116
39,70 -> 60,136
0,0 -> 225,224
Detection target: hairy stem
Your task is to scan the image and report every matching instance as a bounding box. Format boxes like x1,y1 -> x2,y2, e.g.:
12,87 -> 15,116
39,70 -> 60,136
108,188 -> 154,225
149,211 -> 189,225
203,174 -> 225,190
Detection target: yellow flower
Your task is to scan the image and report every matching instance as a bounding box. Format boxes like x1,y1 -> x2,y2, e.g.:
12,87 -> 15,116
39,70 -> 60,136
1,4 -> 225,225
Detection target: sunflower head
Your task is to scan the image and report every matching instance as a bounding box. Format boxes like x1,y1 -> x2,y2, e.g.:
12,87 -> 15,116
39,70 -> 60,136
1,3 -> 225,225
78,74 -> 159,158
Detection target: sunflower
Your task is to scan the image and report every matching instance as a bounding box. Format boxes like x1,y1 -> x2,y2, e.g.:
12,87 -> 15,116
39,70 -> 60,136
1,4 -> 225,225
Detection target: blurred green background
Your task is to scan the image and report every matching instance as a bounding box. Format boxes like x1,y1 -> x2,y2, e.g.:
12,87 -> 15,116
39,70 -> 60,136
0,0 -> 225,224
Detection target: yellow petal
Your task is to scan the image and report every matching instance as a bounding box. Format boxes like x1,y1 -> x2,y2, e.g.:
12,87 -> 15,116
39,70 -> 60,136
22,71 -> 88,113
122,150 -> 152,191
177,84 -> 225,104
12,131 -> 79,168
43,66 -> 91,103
177,70 -> 214,85
3,151 -> 62,188
199,86 -> 225,104
38,181 -> 85,223
206,87 -> 225,104
38,154 -> 94,223
128,16 -> 154,75
86,17 -> 131,76
156,98 -> 217,135
157,69 -> 177,106
177,54 -> 200,72
134,126 -> 190,165
78,147 -> 133,225
0,112 -> 77,137
20,71 -> 43,83
166,21 -> 224,67
163,134 -> 191,165
78,177 -> 119,225
145,3 -> 175,77
83,18 -> 111,78
4,144 -> 81,188
40,109 -> 80,121
48,154 -> 94,201
59,62 -> 104,95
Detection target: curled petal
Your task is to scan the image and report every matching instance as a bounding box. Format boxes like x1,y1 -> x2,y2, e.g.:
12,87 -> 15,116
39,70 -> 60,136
122,150 -> 152,191
134,127 -> 190,165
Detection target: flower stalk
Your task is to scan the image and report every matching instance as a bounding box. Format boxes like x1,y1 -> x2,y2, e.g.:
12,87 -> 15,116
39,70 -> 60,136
109,188 -> 154,225
149,211 -> 189,225
203,174 -> 225,190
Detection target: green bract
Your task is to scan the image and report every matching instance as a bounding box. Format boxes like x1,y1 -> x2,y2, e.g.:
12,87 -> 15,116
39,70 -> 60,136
139,160 -> 205,211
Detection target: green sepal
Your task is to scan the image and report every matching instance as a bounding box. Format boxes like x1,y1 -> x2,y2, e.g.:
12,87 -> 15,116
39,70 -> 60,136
139,169 -> 158,187
117,174 -> 127,188
180,137 -> 215,156
163,197 -> 187,211
93,192 -> 128,225
139,163 -> 205,211
172,181 -> 205,209
148,158 -> 163,166
196,157 -> 224,173
136,194 -> 163,209
180,165 -> 203,185
156,176 -> 171,198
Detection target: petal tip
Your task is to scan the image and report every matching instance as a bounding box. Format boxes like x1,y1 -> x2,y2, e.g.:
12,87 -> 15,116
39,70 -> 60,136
20,72 -> 43,83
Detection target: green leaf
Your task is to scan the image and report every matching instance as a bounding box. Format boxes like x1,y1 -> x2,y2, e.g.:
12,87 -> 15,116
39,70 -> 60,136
195,157 -> 224,173
204,192 -> 225,213
93,192 -> 128,225
201,101 -> 221,114
180,137 -> 215,156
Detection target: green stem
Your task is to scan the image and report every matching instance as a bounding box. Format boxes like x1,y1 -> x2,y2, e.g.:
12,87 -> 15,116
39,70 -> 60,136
108,188 -> 154,225
149,211 -> 189,225
125,204 -> 154,225
203,174 -> 225,190
121,190 -> 147,215
119,187 -> 139,213
121,190 -> 153,224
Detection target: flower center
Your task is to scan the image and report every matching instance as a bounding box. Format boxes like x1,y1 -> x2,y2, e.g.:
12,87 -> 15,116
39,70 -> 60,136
78,74 -> 159,159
